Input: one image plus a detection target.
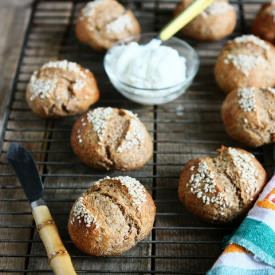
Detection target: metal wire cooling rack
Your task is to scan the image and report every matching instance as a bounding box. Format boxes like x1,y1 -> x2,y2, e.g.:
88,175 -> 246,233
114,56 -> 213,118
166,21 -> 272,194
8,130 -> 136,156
0,0 -> 274,274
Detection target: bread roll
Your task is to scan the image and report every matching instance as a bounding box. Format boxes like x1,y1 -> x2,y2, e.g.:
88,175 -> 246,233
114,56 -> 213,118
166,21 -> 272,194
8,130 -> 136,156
71,107 -> 153,171
68,176 -> 156,256
26,60 -> 100,118
178,146 -> 267,224
215,35 -> 275,93
222,87 -> 275,147
75,0 -> 141,51
175,0 -> 236,41
252,2 -> 275,44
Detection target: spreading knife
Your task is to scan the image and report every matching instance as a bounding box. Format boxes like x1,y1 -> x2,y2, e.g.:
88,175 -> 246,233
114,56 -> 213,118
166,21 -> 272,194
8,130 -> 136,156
7,143 -> 76,275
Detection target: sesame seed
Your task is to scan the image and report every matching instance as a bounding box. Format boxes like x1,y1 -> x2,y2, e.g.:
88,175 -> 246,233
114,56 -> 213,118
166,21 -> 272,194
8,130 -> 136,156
117,117 -> 145,153
188,161 -> 226,210
106,14 -> 133,34
237,88 -> 256,112
201,1 -> 233,17
72,196 -> 96,228
113,176 -> 147,209
227,147 -> 259,196
29,73 -> 57,101
74,79 -> 85,91
95,176 -> 147,210
224,53 -> 265,76
233,35 -> 270,51
81,0 -> 105,19
87,107 -> 113,141
42,60 -> 86,78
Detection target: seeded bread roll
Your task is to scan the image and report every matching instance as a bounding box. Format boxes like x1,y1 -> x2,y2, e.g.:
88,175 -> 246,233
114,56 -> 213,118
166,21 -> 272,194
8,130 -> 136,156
26,60 -> 100,118
252,2 -> 275,44
175,0 -> 236,41
215,35 -> 275,93
68,176 -> 156,256
178,146 -> 267,224
71,107 -> 153,171
221,87 -> 275,147
75,0 -> 141,51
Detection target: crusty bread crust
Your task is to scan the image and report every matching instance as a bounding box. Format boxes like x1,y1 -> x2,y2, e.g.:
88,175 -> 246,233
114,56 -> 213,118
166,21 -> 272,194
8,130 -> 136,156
178,146 -> 267,224
26,60 -> 100,118
71,107 -> 153,171
214,35 -> 275,93
68,176 -> 156,256
222,87 -> 275,147
175,0 -> 236,41
75,0 -> 141,51
252,2 -> 275,44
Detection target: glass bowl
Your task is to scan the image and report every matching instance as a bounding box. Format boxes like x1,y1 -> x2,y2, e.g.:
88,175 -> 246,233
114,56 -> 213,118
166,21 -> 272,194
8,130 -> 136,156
104,33 -> 199,105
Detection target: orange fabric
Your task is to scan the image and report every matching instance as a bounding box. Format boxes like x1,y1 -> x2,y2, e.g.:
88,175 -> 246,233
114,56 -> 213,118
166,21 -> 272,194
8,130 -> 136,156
224,244 -> 248,254
257,188 -> 275,211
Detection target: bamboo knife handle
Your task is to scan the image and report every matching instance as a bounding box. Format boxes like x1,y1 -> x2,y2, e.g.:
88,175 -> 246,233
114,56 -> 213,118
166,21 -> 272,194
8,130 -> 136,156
159,0 -> 215,41
32,205 -> 77,275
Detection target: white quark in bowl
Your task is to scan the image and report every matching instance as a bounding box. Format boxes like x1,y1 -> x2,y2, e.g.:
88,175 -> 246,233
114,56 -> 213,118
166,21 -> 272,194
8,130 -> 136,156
104,33 -> 199,105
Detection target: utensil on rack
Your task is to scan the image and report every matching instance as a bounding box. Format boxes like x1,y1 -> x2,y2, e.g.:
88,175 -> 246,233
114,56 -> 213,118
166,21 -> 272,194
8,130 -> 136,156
7,143 -> 76,275
159,0 -> 214,41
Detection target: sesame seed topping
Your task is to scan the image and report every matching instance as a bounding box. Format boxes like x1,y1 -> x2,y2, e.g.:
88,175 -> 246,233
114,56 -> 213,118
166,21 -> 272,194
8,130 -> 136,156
95,176 -> 147,209
29,73 -> 57,101
238,88 -> 256,112
187,161 -> 226,209
71,196 -> 96,228
117,117 -> 145,153
74,79 -> 85,91
112,176 -> 147,209
87,107 -> 113,141
227,148 -> 259,195
106,13 -> 133,34
42,60 -> 86,77
233,35 -> 270,51
224,54 -> 265,76
81,0 -> 105,19
201,1 -> 233,17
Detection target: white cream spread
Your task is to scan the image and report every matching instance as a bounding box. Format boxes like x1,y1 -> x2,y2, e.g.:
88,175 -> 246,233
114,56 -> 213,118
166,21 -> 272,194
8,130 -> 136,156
106,39 -> 186,89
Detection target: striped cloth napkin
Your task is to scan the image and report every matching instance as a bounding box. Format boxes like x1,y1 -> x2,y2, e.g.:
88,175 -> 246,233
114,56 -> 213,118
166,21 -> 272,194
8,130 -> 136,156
207,175 -> 275,275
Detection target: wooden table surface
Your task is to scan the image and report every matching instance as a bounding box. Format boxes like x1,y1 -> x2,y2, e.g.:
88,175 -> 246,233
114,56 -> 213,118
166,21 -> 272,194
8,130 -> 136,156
0,0 -> 33,134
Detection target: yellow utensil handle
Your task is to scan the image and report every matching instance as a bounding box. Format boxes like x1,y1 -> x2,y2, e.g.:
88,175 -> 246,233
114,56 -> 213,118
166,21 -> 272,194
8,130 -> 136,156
159,0 -> 215,41
32,205 -> 77,275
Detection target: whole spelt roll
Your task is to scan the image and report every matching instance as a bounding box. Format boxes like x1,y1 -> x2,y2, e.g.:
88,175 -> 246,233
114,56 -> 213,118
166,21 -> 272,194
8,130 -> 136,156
222,87 -> 275,147
75,0 -> 141,51
68,176 -> 156,256
252,2 -> 275,44
215,35 -> 275,93
178,146 -> 267,224
71,107 -> 153,171
175,0 -> 236,41
26,60 -> 100,118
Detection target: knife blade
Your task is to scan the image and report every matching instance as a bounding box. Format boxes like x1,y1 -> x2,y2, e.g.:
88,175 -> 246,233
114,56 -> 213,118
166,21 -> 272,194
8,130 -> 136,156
7,143 -> 76,275
7,143 -> 43,203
